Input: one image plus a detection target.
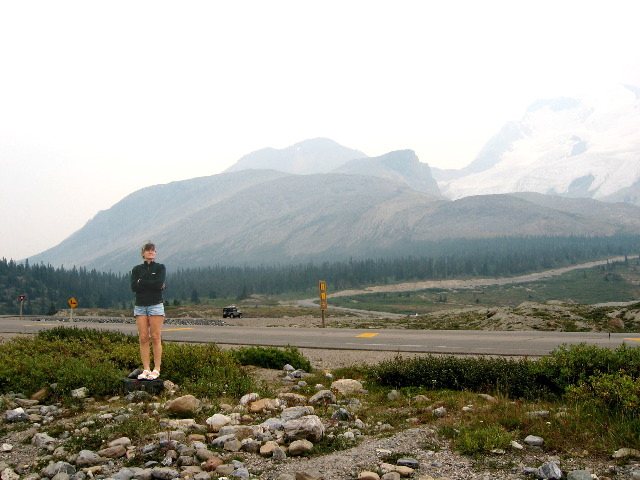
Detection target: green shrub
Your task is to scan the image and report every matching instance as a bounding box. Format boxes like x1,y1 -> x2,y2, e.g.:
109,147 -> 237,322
457,423 -> 513,455
0,327 -> 257,401
230,345 -> 312,372
534,343 -> 640,395
366,355 -> 543,399
442,422 -> 513,455
366,343 -> 640,402
161,343 -> 254,399
568,372 -> 640,414
36,326 -> 138,345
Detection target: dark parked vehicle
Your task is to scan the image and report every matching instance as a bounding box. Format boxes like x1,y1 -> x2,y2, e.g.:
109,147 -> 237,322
222,305 -> 243,318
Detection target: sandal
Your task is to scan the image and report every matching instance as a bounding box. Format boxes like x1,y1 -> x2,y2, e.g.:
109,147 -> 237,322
137,369 -> 151,380
147,369 -> 160,380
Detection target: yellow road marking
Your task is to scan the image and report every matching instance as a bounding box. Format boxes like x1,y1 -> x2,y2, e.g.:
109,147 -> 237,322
163,327 -> 194,332
625,338 -> 640,342
357,333 -> 380,338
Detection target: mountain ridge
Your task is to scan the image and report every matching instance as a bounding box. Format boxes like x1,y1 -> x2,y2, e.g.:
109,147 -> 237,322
27,82 -> 640,271
29,168 -> 640,273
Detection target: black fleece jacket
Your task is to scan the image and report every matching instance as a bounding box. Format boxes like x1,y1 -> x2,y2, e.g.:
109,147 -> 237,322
130,261 -> 166,306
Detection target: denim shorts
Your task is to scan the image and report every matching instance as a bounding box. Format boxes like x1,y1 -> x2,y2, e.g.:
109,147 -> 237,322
134,303 -> 165,317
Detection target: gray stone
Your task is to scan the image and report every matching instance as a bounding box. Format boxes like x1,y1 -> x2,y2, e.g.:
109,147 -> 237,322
536,461 -> 562,480
32,432 -> 56,447
230,467 -> 250,478
75,450 -> 105,467
176,455 -> 196,466
51,473 -> 71,480
217,425 -> 254,440
330,408 -> 353,421
273,446 -> 287,461
261,417 -> 285,432
331,379 -> 363,395
281,406 -> 315,421
241,439 -> 261,454
288,439 -> 313,456
381,473 -> 401,480
193,473 -> 212,480
566,470 -> 592,480
612,447 -> 640,459
239,392 -> 260,405
150,467 -> 180,480
527,410 -> 550,418
387,390 -> 402,401
396,458 -> 419,469
111,468 -> 136,480
166,395 -> 200,415
524,435 -> 544,446
205,413 -> 231,431
71,387 -> 88,398
41,462 -> 76,478
284,415 -> 325,442
5,408 -> 28,422
210,434 -> 236,448
1,468 -> 20,480
223,438 -> 243,452
195,448 -> 215,461
308,390 -> 336,405
433,406 -> 447,417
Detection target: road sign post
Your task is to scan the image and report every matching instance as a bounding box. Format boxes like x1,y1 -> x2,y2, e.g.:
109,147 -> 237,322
18,295 -> 26,319
318,280 -> 327,328
67,297 -> 78,322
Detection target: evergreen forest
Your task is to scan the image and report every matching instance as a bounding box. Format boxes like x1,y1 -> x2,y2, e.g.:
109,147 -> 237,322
1,234 -> 639,315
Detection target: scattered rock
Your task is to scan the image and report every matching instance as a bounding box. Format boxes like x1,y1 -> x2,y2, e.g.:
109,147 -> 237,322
166,394 -> 201,415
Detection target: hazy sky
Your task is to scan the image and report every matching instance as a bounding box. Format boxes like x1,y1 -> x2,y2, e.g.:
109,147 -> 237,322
1,0 -> 638,261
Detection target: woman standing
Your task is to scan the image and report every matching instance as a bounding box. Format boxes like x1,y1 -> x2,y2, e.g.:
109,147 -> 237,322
131,242 -> 166,380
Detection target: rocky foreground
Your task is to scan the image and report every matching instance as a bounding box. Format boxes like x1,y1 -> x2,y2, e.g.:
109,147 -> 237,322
2,365 -> 640,480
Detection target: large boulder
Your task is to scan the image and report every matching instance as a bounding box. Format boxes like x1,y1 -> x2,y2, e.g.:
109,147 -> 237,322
166,395 -> 201,415
330,379 -> 363,395
284,415 -> 324,442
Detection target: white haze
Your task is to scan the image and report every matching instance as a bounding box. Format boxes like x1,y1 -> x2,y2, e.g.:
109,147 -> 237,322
0,0 -> 638,260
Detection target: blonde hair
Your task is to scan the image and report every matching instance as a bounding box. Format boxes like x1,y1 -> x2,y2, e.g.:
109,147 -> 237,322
141,242 -> 156,258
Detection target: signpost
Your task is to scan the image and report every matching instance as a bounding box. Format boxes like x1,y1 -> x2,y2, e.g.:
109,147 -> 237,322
318,280 -> 327,328
67,297 -> 78,322
18,295 -> 26,319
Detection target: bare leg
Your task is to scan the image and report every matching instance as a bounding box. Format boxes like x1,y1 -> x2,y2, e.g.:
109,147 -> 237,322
149,315 -> 164,372
135,315 -> 151,371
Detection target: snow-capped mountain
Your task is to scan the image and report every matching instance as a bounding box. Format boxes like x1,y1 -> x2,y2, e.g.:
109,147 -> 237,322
436,83 -> 640,205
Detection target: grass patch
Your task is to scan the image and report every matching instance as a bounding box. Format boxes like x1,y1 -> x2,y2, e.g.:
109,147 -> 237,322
442,422 -> 513,455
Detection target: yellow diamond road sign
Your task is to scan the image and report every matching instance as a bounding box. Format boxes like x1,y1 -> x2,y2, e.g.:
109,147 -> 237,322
68,297 -> 78,309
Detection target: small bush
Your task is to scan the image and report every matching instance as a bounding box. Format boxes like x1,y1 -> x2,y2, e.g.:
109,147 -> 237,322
36,325 -> 138,345
534,343 -> 640,395
366,343 -> 640,403
0,327 -> 258,401
230,345 -> 312,372
568,372 -> 640,414
451,423 -> 513,455
366,355 -> 543,399
159,343 -> 254,399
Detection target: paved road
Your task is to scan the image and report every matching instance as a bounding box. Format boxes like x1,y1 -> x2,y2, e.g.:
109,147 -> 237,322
1,317 -> 639,357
